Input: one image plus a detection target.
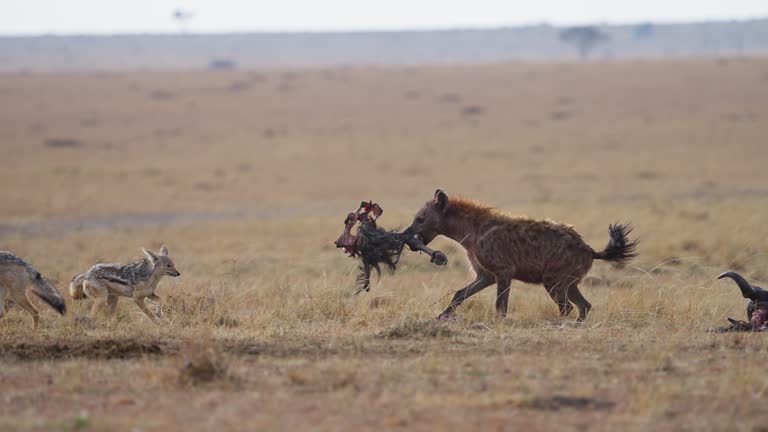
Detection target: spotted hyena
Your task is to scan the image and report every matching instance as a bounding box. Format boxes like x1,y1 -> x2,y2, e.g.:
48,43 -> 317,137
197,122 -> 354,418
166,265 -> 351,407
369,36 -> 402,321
403,190 -> 638,321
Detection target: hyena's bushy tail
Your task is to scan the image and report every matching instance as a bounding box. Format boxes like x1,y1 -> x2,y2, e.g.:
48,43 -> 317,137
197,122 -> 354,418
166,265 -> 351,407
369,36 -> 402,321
69,273 -> 87,300
592,223 -> 638,264
27,267 -> 67,315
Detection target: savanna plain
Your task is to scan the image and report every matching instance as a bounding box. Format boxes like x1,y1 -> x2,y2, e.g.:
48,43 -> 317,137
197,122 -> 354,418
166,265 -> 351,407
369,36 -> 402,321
1,58 -> 768,431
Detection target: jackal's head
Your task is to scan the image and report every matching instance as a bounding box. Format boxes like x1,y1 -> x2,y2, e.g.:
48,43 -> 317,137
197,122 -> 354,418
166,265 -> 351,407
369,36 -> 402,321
403,189 -> 449,245
143,244 -> 181,277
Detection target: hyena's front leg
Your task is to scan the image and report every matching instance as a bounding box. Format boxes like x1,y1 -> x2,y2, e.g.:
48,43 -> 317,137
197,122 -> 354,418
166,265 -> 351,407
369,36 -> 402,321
439,272 -> 494,319
133,296 -> 156,322
495,272 -> 514,317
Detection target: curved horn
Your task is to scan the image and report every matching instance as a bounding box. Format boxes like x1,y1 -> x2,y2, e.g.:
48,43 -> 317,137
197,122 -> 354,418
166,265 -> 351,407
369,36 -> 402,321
718,271 -> 757,300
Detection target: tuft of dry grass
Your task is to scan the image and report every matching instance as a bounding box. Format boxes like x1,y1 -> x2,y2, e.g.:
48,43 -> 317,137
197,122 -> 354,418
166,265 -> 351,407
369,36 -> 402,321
177,337 -> 232,387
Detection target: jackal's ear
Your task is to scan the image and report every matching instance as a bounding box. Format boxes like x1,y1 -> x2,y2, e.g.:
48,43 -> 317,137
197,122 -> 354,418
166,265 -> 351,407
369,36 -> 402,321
434,189 -> 449,212
142,248 -> 159,261
159,244 -> 169,256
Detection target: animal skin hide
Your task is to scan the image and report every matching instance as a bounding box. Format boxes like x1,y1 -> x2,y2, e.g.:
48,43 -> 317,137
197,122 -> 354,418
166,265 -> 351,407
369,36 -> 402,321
334,201 -> 447,292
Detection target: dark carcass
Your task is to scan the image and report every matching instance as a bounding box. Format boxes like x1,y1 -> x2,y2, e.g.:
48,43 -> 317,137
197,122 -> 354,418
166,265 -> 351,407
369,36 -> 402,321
334,201 -> 448,292
712,271 -> 768,332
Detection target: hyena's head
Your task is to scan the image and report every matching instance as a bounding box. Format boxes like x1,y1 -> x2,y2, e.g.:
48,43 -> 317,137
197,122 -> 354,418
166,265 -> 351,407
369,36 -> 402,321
403,189 -> 449,245
143,244 -> 181,277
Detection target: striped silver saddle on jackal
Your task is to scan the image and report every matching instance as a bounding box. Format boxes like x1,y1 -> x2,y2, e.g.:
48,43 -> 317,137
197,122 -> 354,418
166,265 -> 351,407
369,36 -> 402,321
69,244 -> 180,321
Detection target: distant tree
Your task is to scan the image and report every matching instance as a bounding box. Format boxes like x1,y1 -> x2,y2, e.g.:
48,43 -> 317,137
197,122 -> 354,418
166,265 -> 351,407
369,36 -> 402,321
634,23 -> 655,39
559,26 -> 609,59
209,59 -> 237,70
173,9 -> 194,33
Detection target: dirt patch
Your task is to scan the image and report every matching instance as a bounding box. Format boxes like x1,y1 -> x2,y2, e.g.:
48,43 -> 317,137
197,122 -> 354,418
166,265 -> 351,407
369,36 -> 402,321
0,338 -> 276,361
376,319 -> 457,339
219,339 -> 369,358
0,337 -> 426,362
44,138 -> 82,148
519,395 -> 616,411
0,338 -> 174,360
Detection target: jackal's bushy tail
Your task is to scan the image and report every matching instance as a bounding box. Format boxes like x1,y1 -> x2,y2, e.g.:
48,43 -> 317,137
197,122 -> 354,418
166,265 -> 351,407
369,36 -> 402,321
69,273 -> 87,300
27,267 -> 66,314
593,223 -> 638,264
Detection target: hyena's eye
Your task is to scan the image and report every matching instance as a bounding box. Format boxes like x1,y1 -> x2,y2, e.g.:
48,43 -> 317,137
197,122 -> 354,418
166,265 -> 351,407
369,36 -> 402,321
167,264 -> 171,268
416,216 -> 425,224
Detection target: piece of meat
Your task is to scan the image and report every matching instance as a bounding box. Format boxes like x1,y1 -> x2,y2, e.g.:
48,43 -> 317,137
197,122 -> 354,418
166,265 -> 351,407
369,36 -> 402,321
334,201 -> 385,258
335,211 -> 362,257
752,304 -> 768,330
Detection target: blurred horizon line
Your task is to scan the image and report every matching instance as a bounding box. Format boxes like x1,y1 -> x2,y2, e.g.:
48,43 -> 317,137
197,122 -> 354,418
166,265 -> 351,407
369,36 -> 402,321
1,15 -> 767,38
3,17 -> 767,71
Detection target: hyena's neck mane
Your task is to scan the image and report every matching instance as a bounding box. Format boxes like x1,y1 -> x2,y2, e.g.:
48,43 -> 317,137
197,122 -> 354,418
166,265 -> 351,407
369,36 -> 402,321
442,197 -> 517,243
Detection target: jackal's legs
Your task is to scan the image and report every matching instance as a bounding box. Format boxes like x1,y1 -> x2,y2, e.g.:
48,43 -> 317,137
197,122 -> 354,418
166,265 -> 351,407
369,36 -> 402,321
83,280 -> 110,317
10,288 -> 40,329
15,296 -> 40,329
133,296 -> 156,322
106,294 -> 119,314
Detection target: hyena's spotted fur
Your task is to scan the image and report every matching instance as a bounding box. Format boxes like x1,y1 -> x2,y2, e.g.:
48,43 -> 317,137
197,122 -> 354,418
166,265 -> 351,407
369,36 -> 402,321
403,190 -> 638,321
69,244 -> 180,321
0,251 -> 66,328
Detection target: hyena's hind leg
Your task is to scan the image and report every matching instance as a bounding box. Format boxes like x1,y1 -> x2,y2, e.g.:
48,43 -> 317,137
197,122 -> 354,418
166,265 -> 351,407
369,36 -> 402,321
566,284 -> 592,322
544,257 -> 595,321
544,273 -> 590,320
546,275 -> 592,322
545,286 -> 574,318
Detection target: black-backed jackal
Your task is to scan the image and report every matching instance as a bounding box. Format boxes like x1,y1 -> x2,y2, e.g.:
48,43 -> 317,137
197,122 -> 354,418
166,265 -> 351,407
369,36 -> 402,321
0,251 -> 66,328
70,244 -> 180,321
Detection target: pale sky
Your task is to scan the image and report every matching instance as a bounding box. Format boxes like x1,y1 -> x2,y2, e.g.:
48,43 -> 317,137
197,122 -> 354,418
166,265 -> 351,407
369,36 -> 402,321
1,0 -> 766,35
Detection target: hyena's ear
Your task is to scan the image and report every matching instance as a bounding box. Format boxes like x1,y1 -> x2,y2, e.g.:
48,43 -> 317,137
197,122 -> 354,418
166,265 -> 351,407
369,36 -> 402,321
142,248 -> 159,261
159,244 -> 169,256
434,189 -> 449,212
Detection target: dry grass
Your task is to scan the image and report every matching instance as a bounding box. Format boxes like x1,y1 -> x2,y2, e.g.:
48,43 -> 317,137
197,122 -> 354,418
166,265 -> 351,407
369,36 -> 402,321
1,58 -> 768,431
